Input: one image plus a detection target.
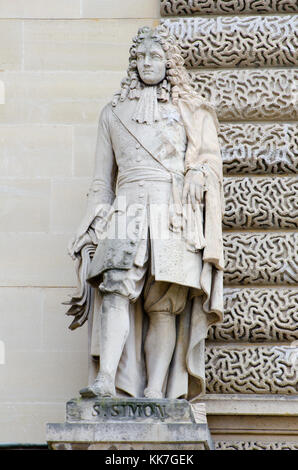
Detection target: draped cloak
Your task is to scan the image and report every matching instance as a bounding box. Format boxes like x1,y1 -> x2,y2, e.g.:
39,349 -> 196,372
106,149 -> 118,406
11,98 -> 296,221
66,93 -> 224,402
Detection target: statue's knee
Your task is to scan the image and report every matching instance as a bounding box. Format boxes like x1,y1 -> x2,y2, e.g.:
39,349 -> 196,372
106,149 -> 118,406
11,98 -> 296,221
144,282 -> 189,317
146,310 -> 175,325
102,292 -> 130,312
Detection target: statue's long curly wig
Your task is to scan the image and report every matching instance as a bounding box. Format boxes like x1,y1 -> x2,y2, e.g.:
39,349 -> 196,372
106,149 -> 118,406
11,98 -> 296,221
112,25 -> 199,107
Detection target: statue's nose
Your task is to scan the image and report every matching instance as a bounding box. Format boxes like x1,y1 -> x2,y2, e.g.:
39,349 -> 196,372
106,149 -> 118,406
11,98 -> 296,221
144,55 -> 151,66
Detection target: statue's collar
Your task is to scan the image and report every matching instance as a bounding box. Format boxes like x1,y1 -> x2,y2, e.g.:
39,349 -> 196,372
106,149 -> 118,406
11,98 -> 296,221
112,99 -> 167,159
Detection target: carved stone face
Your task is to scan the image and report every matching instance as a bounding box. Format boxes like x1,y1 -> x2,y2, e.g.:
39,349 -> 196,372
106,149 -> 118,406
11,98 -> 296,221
136,39 -> 166,86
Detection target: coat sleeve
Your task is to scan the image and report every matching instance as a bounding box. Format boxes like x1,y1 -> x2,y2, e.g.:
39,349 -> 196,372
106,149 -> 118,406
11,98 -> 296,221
179,100 -> 224,217
184,105 -> 222,184
78,104 -> 118,235
178,98 -> 224,268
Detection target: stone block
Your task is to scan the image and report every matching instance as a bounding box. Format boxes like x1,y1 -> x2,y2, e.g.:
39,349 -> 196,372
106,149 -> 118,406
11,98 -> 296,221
189,69 -> 297,121
0,0 -> 81,18
163,16 -> 298,68
73,125 -> 97,177
81,0 -> 160,18
0,178 -> 50,232
0,125 -> 73,177
0,287 -> 43,351
0,71 -> 123,124
160,0 -> 298,16
215,441 -> 298,450
204,394 -> 298,416
210,288 -> 298,342
50,177 -> 90,233
47,397 -> 213,450
34,99 -> 107,126
208,414 -> 298,444
0,233 -> 76,287
223,232 -> 298,285
220,123 -> 297,175
42,287 -> 88,352
0,403 -> 65,443
223,177 -> 298,229
24,19 -> 158,71
66,397 -> 202,424
0,350 -> 88,402
206,345 -> 298,394
4,71 -> 124,101
0,20 -> 22,70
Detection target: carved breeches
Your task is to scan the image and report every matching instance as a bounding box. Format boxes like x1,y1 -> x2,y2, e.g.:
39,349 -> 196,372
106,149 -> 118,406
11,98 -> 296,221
99,253 -> 189,316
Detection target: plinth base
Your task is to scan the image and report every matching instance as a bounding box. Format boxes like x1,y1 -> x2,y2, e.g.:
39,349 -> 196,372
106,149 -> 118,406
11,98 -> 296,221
46,397 -> 213,450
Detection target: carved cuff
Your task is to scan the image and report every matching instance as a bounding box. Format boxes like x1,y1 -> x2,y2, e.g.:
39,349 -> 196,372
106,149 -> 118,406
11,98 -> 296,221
185,164 -> 209,176
184,166 -> 208,189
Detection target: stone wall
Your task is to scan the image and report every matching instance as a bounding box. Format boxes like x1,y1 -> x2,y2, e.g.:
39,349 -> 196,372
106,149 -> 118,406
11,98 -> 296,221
0,0 -> 159,444
161,0 -> 298,448
0,0 -> 297,448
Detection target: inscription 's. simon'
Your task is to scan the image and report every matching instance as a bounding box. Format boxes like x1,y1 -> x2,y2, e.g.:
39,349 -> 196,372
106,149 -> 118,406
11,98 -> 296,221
93,402 -> 168,420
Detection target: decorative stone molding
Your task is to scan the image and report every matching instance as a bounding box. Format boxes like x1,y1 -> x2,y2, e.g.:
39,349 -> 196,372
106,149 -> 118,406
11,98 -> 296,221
208,288 -> 298,342
206,346 -> 298,394
215,441 -> 298,450
160,0 -> 298,425
223,233 -> 298,285
220,123 -> 297,175
161,0 -> 298,16
223,177 -> 298,229
162,16 -> 298,68
189,69 -> 297,121
204,393 -> 298,415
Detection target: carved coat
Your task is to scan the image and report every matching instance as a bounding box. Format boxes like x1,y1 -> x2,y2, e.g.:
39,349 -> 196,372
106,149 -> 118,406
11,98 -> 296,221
73,94 -> 224,401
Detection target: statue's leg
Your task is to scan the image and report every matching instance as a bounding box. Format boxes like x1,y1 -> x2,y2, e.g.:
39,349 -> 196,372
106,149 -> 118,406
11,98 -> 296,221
92,292 -> 130,396
144,281 -> 189,399
86,263 -> 147,397
144,310 -> 176,398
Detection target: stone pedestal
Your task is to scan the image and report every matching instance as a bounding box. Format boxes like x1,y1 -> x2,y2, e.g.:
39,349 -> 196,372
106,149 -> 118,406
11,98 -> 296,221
46,397 -> 213,450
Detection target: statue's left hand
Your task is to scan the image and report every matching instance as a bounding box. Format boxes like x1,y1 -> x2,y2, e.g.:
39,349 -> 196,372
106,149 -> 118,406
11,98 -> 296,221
182,169 -> 205,210
68,231 -> 93,260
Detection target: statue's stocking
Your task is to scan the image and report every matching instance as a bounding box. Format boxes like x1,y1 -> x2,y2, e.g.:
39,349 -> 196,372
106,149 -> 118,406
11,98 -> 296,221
144,311 -> 176,398
95,293 -> 130,395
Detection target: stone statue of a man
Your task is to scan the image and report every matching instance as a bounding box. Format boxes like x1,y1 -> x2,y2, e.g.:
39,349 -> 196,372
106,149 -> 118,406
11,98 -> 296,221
67,26 -> 224,402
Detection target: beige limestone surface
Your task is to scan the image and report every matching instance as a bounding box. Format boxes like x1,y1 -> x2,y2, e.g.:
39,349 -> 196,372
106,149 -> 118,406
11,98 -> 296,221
0,0 -> 160,19
0,3 -> 158,444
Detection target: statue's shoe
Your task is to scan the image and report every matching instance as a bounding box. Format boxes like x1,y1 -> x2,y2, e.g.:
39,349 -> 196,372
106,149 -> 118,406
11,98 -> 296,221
80,374 -> 116,398
144,387 -> 163,399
